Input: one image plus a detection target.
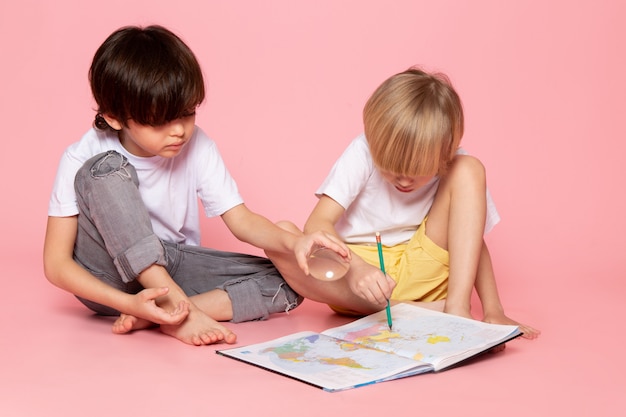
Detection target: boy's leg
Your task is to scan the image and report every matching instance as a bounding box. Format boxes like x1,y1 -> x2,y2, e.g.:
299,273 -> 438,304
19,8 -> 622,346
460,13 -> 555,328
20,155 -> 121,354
423,155 -> 487,318
474,240 -> 541,338
424,155 -> 540,338
74,151 -> 240,345
165,243 -> 303,322
73,150 -> 166,314
266,222 -> 383,315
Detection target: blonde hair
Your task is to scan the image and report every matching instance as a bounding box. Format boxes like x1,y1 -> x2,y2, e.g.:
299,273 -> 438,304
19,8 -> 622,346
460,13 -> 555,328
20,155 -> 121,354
363,68 -> 464,177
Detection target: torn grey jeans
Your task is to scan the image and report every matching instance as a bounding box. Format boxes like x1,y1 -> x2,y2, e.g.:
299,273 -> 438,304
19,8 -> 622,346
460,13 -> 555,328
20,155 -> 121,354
72,150 -> 302,322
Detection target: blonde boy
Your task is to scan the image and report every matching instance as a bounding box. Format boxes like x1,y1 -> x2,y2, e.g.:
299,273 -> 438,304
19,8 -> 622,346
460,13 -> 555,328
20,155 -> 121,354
267,68 -> 539,339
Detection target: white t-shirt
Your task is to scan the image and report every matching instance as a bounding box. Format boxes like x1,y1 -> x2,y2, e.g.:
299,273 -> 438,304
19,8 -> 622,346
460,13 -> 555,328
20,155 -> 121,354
316,134 -> 500,246
48,126 -> 243,246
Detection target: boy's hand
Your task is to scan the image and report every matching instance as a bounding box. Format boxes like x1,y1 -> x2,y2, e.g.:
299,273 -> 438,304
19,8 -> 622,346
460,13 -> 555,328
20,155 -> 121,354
346,261 -> 395,306
294,231 -> 351,276
126,287 -> 190,325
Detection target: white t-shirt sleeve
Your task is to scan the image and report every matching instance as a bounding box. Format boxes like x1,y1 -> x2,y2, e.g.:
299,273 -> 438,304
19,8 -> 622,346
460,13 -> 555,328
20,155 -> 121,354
47,129 -> 113,217
484,188 -> 500,233
316,135 -> 372,209
194,131 -> 244,217
48,151 -> 83,217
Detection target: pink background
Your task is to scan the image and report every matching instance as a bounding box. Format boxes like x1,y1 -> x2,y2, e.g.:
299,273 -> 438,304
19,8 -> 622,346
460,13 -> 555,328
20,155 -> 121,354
1,0 -> 624,416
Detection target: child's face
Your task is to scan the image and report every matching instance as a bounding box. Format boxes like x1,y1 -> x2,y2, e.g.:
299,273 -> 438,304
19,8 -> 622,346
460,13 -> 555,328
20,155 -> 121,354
379,169 -> 435,193
118,114 -> 196,158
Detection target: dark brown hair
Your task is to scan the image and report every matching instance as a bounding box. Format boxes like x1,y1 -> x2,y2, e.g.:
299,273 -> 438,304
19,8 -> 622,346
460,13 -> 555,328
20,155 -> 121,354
89,25 -> 205,129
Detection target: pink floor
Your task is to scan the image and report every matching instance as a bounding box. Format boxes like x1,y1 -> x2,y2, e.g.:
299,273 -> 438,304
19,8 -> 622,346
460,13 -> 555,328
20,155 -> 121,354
2,1 -> 625,416
2,250 -> 623,417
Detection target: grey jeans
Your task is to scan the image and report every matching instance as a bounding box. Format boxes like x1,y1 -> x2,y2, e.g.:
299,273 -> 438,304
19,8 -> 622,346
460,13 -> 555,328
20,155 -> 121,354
72,150 -> 302,322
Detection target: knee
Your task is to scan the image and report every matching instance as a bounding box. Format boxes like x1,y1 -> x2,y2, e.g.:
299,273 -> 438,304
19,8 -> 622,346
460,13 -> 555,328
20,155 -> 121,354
88,151 -> 134,179
275,220 -> 302,234
264,221 -> 302,259
447,155 -> 486,186
75,151 -> 139,191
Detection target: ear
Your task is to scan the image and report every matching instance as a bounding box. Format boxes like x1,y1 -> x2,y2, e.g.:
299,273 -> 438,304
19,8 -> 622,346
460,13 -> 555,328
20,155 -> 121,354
101,114 -> 124,131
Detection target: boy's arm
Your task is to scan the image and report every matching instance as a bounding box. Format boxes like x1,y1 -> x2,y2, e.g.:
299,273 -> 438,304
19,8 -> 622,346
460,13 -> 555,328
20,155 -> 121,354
220,203 -> 350,275
43,216 -> 188,324
303,195 -> 345,237
304,196 -> 395,304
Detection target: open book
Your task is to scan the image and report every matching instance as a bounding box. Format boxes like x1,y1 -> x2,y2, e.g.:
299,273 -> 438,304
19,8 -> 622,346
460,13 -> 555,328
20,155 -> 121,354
217,303 -> 522,392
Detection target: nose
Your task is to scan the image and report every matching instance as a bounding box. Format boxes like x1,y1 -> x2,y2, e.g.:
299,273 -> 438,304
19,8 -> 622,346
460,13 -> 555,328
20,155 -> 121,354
396,177 -> 413,187
169,120 -> 185,137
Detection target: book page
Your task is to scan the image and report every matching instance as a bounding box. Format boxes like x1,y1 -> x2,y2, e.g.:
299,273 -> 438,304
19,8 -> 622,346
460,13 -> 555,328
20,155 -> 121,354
218,331 -> 432,392
321,303 -> 521,371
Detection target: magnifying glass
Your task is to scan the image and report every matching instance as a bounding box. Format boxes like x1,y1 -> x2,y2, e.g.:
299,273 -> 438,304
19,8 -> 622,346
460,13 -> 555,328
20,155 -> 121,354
308,247 -> 350,281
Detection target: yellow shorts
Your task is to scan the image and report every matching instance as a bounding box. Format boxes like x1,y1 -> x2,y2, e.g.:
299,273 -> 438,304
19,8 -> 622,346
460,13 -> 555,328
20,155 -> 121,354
348,217 -> 449,303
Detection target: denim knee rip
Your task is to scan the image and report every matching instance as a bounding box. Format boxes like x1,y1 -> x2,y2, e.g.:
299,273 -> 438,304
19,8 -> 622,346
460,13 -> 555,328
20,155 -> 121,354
221,276 -> 303,322
89,150 -> 132,180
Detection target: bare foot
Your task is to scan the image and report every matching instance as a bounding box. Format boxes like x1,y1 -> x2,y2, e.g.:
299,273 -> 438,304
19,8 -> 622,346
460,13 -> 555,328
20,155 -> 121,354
515,323 -> 541,340
112,314 -> 155,334
160,308 -> 237,346
483,313 -> 541,340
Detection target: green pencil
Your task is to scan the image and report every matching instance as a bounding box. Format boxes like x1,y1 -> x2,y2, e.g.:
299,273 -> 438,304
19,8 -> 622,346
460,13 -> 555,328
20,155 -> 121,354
376,232 -> 393,330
